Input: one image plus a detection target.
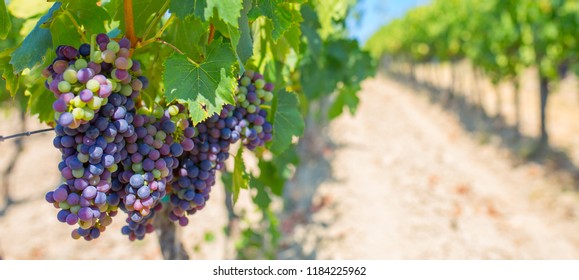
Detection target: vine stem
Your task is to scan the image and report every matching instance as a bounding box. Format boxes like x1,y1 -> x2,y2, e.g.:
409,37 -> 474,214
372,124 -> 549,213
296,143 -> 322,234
63,10 -> 88,43
208,24 -> 215,45
141,0 -> 171,45
139,14 -> 175,48
0,128 -> 55,142
124,0 -> 137,46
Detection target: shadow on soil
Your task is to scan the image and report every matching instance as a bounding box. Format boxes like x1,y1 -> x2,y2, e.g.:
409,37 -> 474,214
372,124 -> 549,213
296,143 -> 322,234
384,68 -> 579,190
277,112 -> 345,260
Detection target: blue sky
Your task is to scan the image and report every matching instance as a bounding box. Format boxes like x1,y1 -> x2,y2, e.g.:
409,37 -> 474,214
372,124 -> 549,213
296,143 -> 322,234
346,0 -> 429,44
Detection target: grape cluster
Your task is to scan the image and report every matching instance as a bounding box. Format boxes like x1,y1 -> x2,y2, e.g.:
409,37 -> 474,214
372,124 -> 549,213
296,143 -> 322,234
234,70 -> 274,150
45,36 -> 275,241
44,34 -> 145,240
166,71 -> 275,225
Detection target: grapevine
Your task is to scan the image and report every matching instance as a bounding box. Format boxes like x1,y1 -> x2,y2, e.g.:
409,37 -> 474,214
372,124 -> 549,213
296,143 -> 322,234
0,0 -> 375,257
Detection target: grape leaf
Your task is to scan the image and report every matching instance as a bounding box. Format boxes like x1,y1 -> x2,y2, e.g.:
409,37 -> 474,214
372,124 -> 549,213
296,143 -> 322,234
300,5 -> 322,57
163,40 -> 236,124
237,0 -> 253,64
249,0 -> 300,41
250,176 -> 271,210
28,83 -> 54,123
65,0 -> 110,38
0,52 -> 20,97
328,85 -> 360,120
169,0 -> 206,20
205,0 -> 242,28
0,0 -> 11,40
10,2 -> 61,73
269,90 -> 304,155
232,148 -> 249,204
257,145 -> 298,196
49,13 -> 82,47
165,16 -> 208,63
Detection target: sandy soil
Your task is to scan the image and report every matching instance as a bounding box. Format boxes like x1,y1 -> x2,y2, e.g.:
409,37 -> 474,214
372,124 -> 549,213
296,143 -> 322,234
2,74 -> 579,259
283,76 -> 579,259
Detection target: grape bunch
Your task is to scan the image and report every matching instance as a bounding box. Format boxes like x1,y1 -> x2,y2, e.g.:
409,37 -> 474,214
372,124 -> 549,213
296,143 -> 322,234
44,34 -> 276,241
44,34 -> 146,240
166,71 -> 275,226
234,70 -> 274,150
167,104 -> 237,226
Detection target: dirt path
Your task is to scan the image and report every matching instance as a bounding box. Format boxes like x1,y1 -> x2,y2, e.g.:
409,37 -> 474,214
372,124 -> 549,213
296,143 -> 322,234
288,75 -> 579,259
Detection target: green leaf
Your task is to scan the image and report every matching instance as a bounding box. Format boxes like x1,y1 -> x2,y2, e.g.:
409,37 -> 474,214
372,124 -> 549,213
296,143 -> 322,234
237,0 -> 253,64
163,40 -> 236,124
28,83 -> 54,123
65,0 -> 110,38
269,90 -> 304,154
165,16 -> 208,62
328,85 -> 360,120
300,5 -> 322,57
0,52 -> 20,97
232,147 -> 250,204
49,13 -> 82,47
205,0 -> 242,28
0,0 -> 11,39
256,141 -> 298,195
10,2 -> 61,73
249,0 -> 300,41
250,176 -> 271,210
169,0 -> 206,20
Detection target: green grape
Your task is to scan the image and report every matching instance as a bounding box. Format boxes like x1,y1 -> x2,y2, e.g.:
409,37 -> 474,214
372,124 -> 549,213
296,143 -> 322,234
108,163 -> 118,173
256,89 -> 265,98
242,100 -> 250,108
155,131 -> 167,141
177,118 -> 188,130
238,86 -> 248,95
72,107 -> 85,119
59,201 -> 71,210
153,106 -> 164,118
152,169 -> 161,179
87,96 -> 102,110
86,79 -> 100,92
121,84 -> 132,96
63,69 -> 78,84
264,91 -> 273,102
75,59 -> 88,69
240,77 -> 251,86
72,96 -> 86,108
101,50 -> 116,64
58,81 -> 72,93
79,220 -> 93,229
91,50 -> 103,63
83,107 -> 95,120
98,204 -> 108,212
72,168 -> 84,178
132,162 -> 143,173
77,153 -> 89,163
168,105 -> 179,116
107,41 -> 120,52
254,79 -> 265,89
247,104 -> 257,113
70,205 -> 81,214
254,125 -> 263,133
237,93 -> 246,103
